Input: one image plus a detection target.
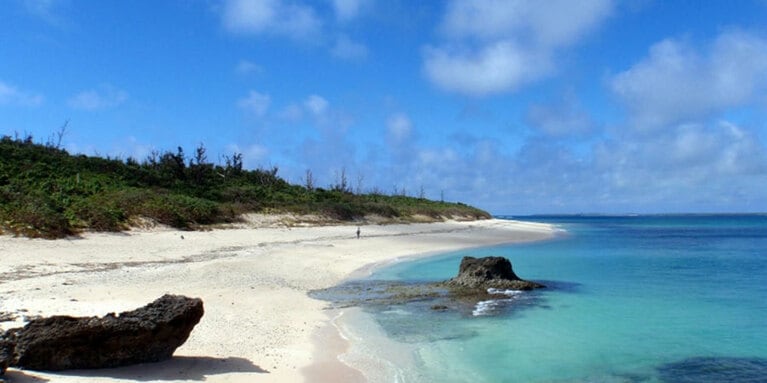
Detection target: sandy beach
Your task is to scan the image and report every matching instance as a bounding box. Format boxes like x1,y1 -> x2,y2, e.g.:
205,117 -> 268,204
0,217 -> 555,383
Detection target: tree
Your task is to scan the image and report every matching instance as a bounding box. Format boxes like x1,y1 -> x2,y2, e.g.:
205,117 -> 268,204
46,120 -> 69,149
189,143 -> 212,186
332,167 -> 349,193
304,169 -> 315,191
157,146 -> 186,183
355,173 -> 364,195
223,152 -> 243,177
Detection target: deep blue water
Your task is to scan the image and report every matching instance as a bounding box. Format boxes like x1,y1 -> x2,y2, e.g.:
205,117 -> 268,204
349,215 -> 767,382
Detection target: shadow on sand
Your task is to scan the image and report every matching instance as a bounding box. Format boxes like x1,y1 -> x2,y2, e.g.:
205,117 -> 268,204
4,356 -> 267,382
1,369 -> 51,382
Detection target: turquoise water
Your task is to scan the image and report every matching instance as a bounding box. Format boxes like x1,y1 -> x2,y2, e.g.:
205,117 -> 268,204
356,215 -> 767,382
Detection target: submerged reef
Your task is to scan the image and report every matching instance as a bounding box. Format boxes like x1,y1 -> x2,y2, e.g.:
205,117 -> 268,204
312,256 -> 545,315
657,356 -> 767,383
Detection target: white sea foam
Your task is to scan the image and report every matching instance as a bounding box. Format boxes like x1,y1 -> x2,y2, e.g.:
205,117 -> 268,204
473,299 -> 501,316
487,288 -> 523,296
472,289 -> 524,316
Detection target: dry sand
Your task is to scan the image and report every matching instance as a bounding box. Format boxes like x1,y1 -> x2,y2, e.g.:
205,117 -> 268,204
0,217 -> 556,383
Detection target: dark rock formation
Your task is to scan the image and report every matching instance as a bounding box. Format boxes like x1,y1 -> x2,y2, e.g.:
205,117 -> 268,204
445,256 -> 544,291
0,338 -> 13,375
3,294 -> 203,371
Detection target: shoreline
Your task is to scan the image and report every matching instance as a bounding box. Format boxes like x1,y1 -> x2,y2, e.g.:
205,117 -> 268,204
308,220 -> 560,382
0,218 -> 556,383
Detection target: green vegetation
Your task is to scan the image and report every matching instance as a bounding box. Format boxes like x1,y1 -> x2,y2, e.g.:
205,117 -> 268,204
0,135 -> 490,238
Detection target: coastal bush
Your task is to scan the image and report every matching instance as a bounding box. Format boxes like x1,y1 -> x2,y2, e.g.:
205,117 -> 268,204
137,194 -> 221,229
70,195 -> 127,232
4,192 -> 74,238
0,135 -> 491,238
322,201 -> 359,220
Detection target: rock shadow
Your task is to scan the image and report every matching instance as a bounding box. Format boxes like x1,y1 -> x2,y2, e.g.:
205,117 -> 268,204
535,280 -> 581,293
51,356 -> 268,381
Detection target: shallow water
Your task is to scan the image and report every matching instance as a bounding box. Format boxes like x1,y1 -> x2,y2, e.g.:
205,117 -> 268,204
340,215 -> 767,382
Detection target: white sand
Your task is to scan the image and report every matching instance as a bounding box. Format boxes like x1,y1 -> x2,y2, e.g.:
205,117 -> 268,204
0,218 -> 556,383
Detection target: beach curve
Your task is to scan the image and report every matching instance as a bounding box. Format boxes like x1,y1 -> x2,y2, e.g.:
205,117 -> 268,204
0,217 -> 555,383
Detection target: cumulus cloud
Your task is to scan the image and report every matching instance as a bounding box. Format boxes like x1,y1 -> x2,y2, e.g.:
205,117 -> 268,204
237,90 -> 271,116
610,30 -> 767,131
386,113 -> 412,143
278,103 -> 304,121
21,0 -> 67,25
0,80 -> 44,107
432,119 -> 767,213
68,85 -> 128,110
424,0 -> 612,96
586,29 -> 767,211
221,0 -> 321,40
235,59 -> 263,75
441,0 -> 612,47
276,94 -> 332,122
596,122 -> 767,181
227,143 -> 270,168
331,35 -> 368,60
526,92 -> 595,138
332,0 -> 371,21
424,41 -> 552,95
304,94 -> 329,115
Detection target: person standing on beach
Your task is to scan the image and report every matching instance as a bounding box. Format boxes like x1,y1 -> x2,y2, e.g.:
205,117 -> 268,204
356,226 -> 361,239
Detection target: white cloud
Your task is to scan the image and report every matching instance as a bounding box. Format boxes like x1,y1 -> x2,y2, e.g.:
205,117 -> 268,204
278,103 -> 304,121
593,121 -> 767,198
237,90 -> 271,116
123,136 -> 154,163
424,0 -> 613,96
21,0 -> 66,24
331,35 -> 368,60
0,80 -> 44,107
424,41 -> 552,95
276,94 -> 331,122
441,0 -> 612,47
227,143 -> 270,168
526,92 -> 594,137
332,0 -> 370,21
221,0 -> 322,40
68,85 -> 128,110
304,94 -> 329,115
386,113 -> 412,143
610,30 -> 767,131
235,59 -> 263,75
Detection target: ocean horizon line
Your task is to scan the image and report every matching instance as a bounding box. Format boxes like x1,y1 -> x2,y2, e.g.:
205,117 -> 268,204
498,212 -> 767,218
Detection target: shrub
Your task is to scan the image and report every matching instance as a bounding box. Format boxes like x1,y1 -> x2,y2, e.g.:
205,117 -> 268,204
70,196 -> 126,232
6,194 -> 74,238
139,194 -> 219,229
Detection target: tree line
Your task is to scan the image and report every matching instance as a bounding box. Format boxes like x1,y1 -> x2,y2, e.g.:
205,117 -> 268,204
0,134 -> 489,238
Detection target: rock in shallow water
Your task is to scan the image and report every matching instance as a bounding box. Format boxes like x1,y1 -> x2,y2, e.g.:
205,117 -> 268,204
3,294 -> 203,371
445,256 -> 545,291
310,256 -> 546,318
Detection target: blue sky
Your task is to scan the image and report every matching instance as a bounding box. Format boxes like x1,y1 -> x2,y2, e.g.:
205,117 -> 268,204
2,0 -> 767,214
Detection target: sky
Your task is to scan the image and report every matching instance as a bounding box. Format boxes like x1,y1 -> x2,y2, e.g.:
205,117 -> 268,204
2,0 -> 767,215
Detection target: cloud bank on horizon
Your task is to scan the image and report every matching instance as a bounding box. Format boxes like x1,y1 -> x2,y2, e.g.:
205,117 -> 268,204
2,0 -> 767,214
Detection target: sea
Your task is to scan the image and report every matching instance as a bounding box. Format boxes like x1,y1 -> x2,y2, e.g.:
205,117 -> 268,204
328,215 -> 767,383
